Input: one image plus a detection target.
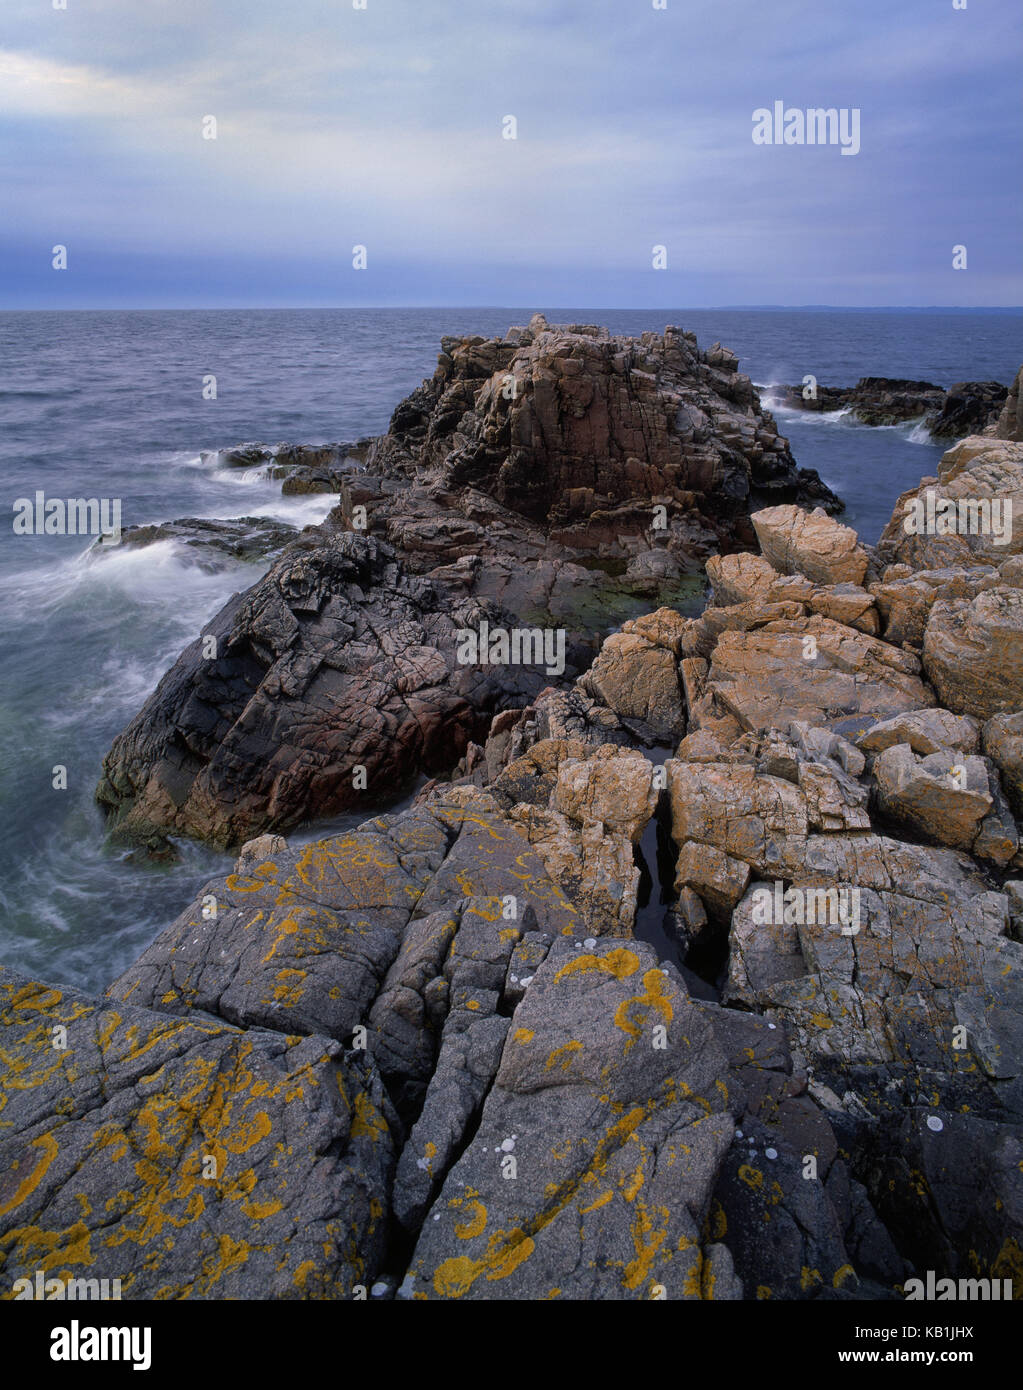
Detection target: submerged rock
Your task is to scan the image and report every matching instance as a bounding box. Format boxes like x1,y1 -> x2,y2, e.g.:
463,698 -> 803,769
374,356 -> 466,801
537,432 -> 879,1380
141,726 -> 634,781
199,440 -> 370,493
91,515 -> 299,570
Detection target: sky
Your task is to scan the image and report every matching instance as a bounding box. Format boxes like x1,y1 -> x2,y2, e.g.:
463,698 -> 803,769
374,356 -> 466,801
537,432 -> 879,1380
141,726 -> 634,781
1,0 -> 1020,309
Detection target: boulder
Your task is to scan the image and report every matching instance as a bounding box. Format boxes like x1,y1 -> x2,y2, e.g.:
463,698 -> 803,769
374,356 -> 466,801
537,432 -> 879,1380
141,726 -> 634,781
983,712 -> 1023,817
871,744 -> 992,852
551,745 -> 659,842
855,708 -> 980,758
876,437 -> 1023,571
869,563 -> 1000,649
578,629 -> 685,742
752,506 -> 868,587
706,553 -> 878,635
700,615 -> 933,735
923,587 -> 1023,720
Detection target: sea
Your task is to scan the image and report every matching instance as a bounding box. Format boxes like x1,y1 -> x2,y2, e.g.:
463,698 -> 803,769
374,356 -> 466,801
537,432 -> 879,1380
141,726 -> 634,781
1,307 -> 1020,994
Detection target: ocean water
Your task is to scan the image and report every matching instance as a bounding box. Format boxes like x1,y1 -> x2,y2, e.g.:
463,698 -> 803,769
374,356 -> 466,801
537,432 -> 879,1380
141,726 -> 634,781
1,307 -> 1020,994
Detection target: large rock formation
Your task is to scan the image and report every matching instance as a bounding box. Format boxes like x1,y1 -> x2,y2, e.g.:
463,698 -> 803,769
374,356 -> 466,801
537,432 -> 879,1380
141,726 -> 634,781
361,315 -> 837,553
97,316 -> 840,854
96,532 -> 566,851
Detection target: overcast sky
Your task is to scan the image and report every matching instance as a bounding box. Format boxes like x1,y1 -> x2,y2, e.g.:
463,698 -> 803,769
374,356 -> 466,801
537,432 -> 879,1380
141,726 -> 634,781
2,0 -> 1020,308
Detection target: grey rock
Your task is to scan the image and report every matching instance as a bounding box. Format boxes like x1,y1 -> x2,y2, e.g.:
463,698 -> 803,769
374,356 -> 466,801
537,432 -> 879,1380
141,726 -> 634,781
0,966 -> 396,1300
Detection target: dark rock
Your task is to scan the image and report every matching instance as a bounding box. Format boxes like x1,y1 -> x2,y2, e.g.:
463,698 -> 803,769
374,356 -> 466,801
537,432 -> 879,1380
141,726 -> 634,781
96,532 -> 569,850
929,382 -> 1008,439
360,315 -> 842,580
199,440 -> 372,494
776,377 -> 1006,439
91,515 -> 299,570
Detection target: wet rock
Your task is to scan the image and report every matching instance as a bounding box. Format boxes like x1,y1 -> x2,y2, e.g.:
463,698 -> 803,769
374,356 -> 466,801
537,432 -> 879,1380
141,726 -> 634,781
775,378 -> 1005,438
929,382 -> 1008,440
97,533 -> 560,850
94,515 -> 300,570
199,440 -> 368,493
863,1111 -> 1023,1286
775,378 -> 945,427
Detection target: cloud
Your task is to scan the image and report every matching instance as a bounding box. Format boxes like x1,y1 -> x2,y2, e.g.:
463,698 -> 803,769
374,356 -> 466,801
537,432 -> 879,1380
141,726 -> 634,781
1,0 -> 1020,306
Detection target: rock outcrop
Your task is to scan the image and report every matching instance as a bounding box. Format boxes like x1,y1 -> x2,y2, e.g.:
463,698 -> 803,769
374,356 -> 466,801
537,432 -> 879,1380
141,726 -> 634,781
98,317 -> 840,855
774,377 -> 1008,438
96,532 -> 568,851
199,440 -> 372,493
92,515 -> 300,570
0,966 -> 397,1299
992,365 -> 1023,442
19,336 -> 1018,1301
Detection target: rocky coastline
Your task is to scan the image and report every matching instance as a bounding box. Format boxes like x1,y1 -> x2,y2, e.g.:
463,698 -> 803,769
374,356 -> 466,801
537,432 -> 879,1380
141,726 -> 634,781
3,323 -> 1022,1301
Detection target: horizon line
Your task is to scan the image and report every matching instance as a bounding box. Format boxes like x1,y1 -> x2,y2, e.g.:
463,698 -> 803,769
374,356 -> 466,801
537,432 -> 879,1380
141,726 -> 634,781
2,303 -> 1021,315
